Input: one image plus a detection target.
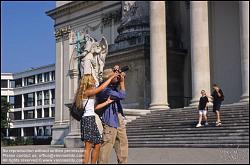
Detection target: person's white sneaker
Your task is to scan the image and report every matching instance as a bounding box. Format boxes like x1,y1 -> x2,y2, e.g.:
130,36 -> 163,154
205,122 -> 209,126
196,123 -> 202,128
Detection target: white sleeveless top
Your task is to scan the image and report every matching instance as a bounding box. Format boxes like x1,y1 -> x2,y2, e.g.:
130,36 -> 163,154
82,98 -> 95,116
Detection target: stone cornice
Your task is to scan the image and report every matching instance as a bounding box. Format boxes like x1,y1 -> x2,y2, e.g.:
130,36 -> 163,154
46,1 -> 101,20
102,9 -> 122,25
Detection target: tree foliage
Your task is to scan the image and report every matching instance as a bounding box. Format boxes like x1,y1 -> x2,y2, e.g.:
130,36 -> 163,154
1,98 -> 11,130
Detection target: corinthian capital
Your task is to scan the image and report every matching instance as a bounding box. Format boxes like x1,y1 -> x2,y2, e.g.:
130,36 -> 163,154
54,25 -> 71,42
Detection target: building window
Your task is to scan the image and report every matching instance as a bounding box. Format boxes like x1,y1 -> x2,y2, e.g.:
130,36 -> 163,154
44,108 -> 49,117
37,91 -> 43,106
38,127 -> 44,136
24,77 -> 28,86
15,78 -> 22,88
44,72 -> 50,82
9,80 -> 15,88
9,96 -> 15,107
1,80 -> 8,88
24,93 -> 35,107
51,89 -> 55,104
44,126 -> 51,136
37,74 -> 43,83
44,90 -> 50,105
24,110 -> 34,119
8,112 -> 14,121
9,128 -> 21,137
23,127 -> 34,137
37,109 -> 42,118
51,107 -> 55,117
14,95 -> 22,108
27,76 -> 35,85
51,71 -> 55,81
14,111 -> 22,120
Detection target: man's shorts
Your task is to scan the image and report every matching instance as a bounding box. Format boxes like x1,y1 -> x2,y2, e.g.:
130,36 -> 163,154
199,110 -> 207,115
213,102 -> 221,112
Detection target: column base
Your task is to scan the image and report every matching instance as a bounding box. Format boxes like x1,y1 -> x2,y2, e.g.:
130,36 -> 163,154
240,95 -> 249,103
149,104 -> 170,110
50,122 -> 69,146
189,98 -> 199,107
64,133 -> 84,148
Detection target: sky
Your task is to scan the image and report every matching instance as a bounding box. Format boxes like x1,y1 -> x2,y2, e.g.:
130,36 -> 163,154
1,1 -> 55,73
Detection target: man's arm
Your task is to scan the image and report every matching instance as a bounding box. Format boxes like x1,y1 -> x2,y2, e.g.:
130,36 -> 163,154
119,72 -> 126,91
106,89 -> 126,100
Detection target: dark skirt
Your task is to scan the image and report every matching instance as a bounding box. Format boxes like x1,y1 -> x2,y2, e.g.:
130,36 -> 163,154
80,115 -> 102,144
213,102 -> 222,112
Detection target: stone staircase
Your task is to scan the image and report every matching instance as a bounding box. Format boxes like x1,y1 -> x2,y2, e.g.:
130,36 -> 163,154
126,103 -> 249,148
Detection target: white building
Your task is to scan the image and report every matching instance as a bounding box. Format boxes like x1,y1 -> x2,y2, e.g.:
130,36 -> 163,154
1,64 -> 55,140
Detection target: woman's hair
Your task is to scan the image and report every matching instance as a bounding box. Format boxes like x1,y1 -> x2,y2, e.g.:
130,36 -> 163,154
74,74 -> 96,108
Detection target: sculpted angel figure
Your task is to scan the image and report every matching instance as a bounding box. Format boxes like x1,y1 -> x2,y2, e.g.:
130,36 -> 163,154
79,35 -> 108,85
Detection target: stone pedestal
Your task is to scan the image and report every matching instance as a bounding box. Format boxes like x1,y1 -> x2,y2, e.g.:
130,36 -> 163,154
64,117 -> 84,148
51,123 -> 69,145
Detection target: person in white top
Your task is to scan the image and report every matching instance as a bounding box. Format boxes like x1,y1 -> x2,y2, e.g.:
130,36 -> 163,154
74,73 -> 118,164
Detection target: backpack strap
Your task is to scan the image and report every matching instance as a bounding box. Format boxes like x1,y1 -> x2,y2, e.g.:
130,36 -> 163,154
83,98 -> 89,114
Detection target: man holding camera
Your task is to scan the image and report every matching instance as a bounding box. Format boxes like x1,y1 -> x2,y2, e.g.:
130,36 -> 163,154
96,65 -> 128,164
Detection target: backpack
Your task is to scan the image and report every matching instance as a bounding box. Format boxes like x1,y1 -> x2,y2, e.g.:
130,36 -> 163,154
70,99 -> 89,121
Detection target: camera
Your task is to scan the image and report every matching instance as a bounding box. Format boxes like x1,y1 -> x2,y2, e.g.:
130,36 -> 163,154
120,66 -> 129,72
112,66 -> 129,86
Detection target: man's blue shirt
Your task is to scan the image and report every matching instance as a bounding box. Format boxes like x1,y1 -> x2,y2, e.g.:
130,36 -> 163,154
96,85 -> 126,128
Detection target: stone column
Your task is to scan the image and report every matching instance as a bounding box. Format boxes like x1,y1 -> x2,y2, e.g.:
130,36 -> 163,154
34,127 -> 37,137
189,1 -> 211,106
42,73 -> 44,82
21,94 -> 24,120
49,72 -> 52,81
42,91 -> 45,118
21,128 -> 24,137
22,77 -> 25,87
149,1 -> 170,110
49,90 -> 52,117
6,129 -> 9,137
35,91 -> 37,106
51,26 -> 71,146
35,75 -> 38,84
239,1 -> 249,103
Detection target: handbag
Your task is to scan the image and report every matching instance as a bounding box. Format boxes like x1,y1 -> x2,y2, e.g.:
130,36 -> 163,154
70,98 -> 89,121
95,113 -> 103,137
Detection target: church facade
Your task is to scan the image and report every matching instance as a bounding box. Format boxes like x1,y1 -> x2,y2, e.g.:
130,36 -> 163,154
46,1 -> 249,146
